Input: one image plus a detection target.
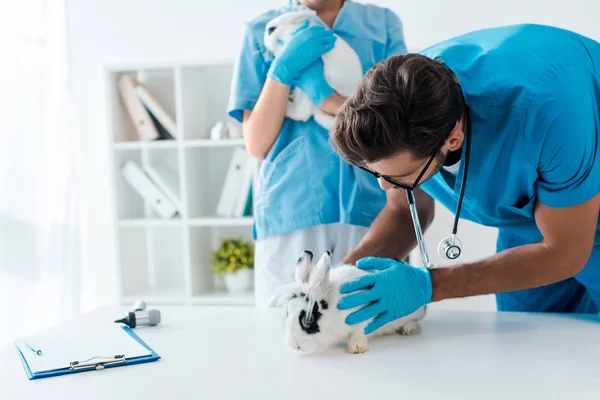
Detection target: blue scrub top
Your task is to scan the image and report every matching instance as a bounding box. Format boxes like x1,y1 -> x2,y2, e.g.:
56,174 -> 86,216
418,24 -> 600,252
227,0 -> 407,240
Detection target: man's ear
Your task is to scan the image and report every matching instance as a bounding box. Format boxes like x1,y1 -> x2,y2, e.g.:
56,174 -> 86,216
445,121 -> 465,152
295,250 -> 313,284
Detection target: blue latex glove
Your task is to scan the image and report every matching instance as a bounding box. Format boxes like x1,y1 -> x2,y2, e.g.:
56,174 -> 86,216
295,58 -> 335,107
337,257 -> 432,334
267,20 -> 336,87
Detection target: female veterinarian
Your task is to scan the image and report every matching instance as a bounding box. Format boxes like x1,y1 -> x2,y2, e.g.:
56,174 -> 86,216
227,0 -> 408,307
332,24 -> 600,334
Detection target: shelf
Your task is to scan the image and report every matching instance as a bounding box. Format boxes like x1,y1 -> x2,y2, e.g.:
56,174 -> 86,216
114,139 -> 245,150
118,219 -> 184,227
189,217 -> 253,226
118,217 -> 253,227
183,138 -> 245,147
111,63 -> 256,309
115,140 -> 179,150
192,291 -> 254,306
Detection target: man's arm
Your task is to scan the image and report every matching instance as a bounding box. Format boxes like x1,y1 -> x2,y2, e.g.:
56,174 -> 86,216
343,187 -> 435,264
431,193 -> 600,302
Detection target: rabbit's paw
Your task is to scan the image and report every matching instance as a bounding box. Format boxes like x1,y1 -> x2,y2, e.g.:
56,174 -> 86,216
346,332 -> 368,354
396,320 -> 421,336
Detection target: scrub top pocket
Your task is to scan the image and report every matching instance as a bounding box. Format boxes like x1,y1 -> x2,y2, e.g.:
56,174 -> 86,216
254,136 -> 322,221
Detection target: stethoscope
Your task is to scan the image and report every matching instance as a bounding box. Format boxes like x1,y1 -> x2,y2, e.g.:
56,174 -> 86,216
407,97 -> 471,269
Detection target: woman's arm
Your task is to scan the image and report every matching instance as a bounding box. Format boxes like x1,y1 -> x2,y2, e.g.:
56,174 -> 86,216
241,78 -> 290,159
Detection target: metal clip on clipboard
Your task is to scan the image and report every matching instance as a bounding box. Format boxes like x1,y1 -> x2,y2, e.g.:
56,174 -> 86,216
70,355 -> 126,370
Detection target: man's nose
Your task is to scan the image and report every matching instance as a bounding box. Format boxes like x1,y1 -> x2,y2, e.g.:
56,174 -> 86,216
378,177 -> 395,191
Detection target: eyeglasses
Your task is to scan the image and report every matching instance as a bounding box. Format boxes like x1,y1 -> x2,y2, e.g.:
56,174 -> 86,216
346,131 -> 449,191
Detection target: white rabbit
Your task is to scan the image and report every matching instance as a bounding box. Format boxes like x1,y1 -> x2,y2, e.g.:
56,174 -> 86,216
263,10 -> 364,130
269,250 -> 426,354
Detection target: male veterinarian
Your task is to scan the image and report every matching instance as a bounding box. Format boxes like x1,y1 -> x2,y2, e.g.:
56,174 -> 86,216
332,24 -> 600,334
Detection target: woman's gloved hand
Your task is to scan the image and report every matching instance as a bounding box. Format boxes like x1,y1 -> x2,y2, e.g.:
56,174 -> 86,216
294,59 -> 335,107
337,257 -> 432,334
267,20 -> 336,87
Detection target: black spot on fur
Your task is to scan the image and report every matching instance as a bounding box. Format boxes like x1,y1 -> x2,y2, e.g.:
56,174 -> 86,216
326,250 -> 331,256
299,302 -> 322,335
304,250 -> 313,259
320,300 -> 328,310
299,292 -> 305,297
267,26 -> 276,35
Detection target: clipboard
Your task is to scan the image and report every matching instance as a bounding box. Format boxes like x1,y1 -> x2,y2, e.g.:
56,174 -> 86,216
15,325 -> 160,380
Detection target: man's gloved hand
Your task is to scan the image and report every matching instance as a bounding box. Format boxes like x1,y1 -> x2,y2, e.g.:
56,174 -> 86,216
337,257 -> 432,334
267,20 -> 336,87
294,59 -> 335,107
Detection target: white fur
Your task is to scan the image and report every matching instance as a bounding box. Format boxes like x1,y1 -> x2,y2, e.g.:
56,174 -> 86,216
263,10 -> 364,130
269,251 -> 426,354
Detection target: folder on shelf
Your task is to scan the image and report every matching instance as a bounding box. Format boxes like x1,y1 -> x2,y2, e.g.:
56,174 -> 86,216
118,74 -> 178,141
216,147 -> 246,218
143,162 -> 182,211
122,160 -> 180,218
118,74 -> 160,141
135,85 -> 178,139
216,147 -> 258,218
15,324 -> 160,380
233,156 -> 258,218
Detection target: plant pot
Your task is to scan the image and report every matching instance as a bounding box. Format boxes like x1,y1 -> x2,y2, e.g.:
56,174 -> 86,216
222,267 -> 253,293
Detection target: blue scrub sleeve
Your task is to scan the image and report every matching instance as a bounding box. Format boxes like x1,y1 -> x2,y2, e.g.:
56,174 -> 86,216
384,8 -> 407,58
526,66 -> 600,208
227,25 -> 268,123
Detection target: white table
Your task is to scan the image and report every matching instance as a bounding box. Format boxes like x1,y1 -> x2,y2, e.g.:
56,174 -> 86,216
2,306 -> 599,399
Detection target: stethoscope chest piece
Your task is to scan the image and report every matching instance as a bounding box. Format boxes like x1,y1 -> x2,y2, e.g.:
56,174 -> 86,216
438,236 -> 463,260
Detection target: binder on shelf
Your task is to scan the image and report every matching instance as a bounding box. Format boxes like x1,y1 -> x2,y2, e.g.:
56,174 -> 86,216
216,148 -> 257,219
135,85 -> 178,139
143,162 -> 182,212
118,74 -> 160,141
232,156 -> 258,218
15,324 -> 160,380
118,73 -> 178,141
216,147 -> 248,218
121,160 -> 179,219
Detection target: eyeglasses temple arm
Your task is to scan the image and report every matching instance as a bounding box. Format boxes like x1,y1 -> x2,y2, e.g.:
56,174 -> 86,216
405,190 -> 434,270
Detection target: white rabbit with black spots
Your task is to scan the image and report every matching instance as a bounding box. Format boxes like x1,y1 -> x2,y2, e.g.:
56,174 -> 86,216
270,250 -> 426,354
263,9 -> 363,130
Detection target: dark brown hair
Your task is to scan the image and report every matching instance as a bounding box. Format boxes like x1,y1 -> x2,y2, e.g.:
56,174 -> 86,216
330,53 -> 462,163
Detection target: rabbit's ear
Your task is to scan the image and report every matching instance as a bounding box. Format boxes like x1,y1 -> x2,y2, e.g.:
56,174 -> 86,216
295,250 -> 313,284
308,251 -> 331,293
268,282 -> 303,307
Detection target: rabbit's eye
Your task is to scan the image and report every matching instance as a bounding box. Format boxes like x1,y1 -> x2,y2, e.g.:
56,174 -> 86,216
268,26 -> 276,35
301,315 -> 311,329
299,307 -> 321,334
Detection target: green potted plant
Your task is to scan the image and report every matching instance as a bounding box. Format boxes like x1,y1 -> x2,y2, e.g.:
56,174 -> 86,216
212,238 -> 254,293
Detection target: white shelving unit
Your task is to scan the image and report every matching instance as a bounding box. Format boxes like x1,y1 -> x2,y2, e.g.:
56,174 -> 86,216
108,61 -> 255,307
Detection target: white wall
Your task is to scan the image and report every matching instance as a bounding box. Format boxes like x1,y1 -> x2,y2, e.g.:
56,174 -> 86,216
67,0 -> 600,310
